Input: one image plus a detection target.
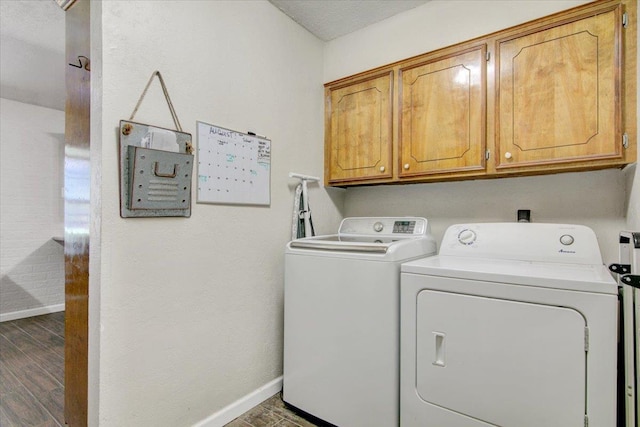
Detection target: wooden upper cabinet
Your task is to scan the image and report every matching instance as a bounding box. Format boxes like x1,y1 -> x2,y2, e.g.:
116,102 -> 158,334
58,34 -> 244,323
496,4 -> 621,170
325,71 -> 393,184
399,45 -> 486,178
323,0 -> 634,187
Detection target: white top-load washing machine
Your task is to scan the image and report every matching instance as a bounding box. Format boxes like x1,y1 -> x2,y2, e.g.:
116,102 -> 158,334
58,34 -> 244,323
284,217 -> 437,427
400,223 -> 618,427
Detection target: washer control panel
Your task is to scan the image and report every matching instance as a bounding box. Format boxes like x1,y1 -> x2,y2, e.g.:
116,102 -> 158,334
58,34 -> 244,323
339,217 -> 429,237
392,220 -> 418,234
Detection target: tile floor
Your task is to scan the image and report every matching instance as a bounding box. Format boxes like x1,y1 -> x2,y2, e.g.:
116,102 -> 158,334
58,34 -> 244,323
0,312 -> 325,427
224,393 -> 325,427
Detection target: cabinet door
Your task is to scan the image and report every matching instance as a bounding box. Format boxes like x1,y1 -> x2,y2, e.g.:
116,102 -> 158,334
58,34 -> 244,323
325,72 -> 393,184
399,45 -> 486,178
496,6 -> 621,170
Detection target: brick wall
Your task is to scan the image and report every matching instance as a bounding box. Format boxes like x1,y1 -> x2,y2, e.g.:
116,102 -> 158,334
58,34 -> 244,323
0,98 -> 65,320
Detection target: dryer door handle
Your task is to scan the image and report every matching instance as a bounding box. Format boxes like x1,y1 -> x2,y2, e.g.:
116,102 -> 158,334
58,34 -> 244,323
432,332 -> 446,367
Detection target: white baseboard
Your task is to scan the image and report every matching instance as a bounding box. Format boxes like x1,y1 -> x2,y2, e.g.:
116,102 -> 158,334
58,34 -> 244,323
0,303 -> 65,322
193,376 -> 283,427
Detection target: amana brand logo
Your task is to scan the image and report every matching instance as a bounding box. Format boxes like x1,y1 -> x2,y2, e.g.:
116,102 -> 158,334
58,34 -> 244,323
558,249 -> 576,254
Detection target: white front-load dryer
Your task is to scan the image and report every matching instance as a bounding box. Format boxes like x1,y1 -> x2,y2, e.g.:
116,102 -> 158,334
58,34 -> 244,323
400,223 -> 618,427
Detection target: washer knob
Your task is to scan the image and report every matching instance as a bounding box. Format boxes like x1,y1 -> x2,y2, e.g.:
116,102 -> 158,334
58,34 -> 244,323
559,234 -> 574,246
373,222 -> 384,232
458,229 -> 477,245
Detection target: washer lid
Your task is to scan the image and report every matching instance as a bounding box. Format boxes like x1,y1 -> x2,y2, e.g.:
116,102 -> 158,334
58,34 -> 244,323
287,217 -> 437,259
288,234 -> 437,261
402,255 -> 617,294
289,235 -> 391,253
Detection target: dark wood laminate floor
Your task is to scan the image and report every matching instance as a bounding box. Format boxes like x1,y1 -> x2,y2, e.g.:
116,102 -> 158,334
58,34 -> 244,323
0,312 -> 65,427
0,313 -> 321,427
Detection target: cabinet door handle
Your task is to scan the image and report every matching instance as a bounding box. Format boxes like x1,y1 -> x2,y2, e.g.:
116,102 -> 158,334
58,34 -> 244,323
379,166 -> 385,172
505,152 -> 513,159
403,163 -> 410,170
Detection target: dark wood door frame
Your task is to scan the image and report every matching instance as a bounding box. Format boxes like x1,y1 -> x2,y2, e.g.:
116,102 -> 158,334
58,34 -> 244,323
63,0 -> 90,425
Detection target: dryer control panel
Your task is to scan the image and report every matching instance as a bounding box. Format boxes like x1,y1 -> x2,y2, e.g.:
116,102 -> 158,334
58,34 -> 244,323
441,223 -> 604,265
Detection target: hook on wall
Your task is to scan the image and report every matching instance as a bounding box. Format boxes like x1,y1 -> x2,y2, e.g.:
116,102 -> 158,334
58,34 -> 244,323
69,55 -> 90,71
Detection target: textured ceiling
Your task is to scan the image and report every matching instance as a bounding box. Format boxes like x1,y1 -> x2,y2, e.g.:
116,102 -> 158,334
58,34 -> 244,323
0,0 -> 430,111
268,0 -> 430,41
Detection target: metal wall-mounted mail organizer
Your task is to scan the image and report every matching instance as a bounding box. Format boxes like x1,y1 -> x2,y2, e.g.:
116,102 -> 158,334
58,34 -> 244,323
119,120 -> 193,218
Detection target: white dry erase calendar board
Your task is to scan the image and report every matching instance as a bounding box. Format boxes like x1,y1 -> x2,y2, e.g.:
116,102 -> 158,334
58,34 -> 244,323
196,121 -> 271,205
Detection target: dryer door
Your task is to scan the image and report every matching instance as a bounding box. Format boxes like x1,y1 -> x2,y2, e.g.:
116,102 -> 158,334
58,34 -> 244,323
416,290 -> 586,427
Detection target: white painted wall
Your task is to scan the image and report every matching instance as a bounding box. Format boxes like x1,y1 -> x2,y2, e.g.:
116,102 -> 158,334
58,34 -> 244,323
324,0 -> 633,264
626,164 -> 639,231
345,170 -> 626,262
88,1 -> 635,424
625,22 -> 640,232
92,1 -> 343,425
0,98 -> 65,320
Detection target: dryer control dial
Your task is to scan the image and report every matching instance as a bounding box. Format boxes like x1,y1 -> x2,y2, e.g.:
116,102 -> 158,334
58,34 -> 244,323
559,234 -> 574,245
458,229 -> 477,245
373,222 -> 384,232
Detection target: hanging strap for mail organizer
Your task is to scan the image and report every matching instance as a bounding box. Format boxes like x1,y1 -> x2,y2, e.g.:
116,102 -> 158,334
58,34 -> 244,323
119,70 -> 194,218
